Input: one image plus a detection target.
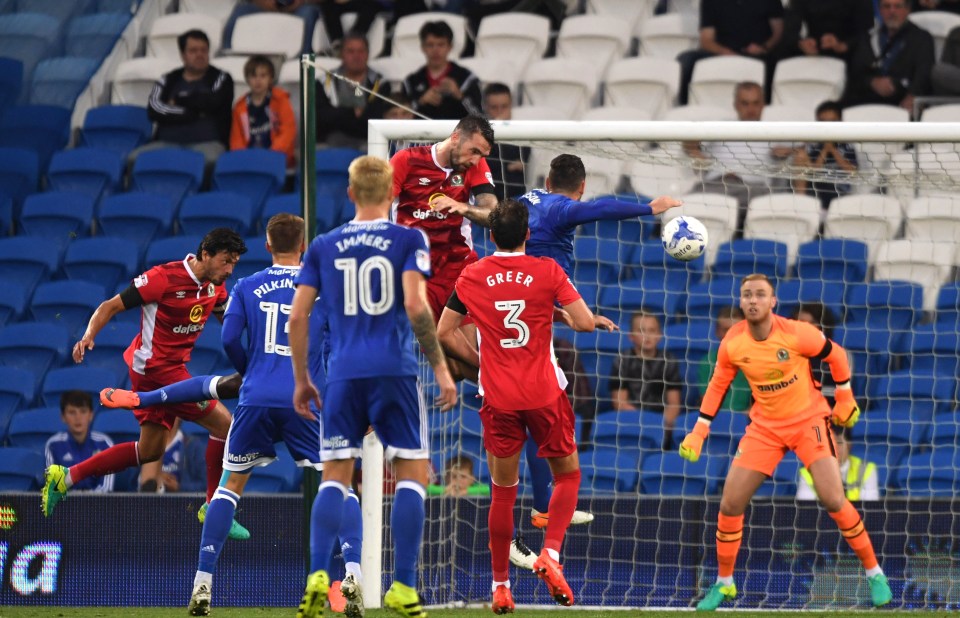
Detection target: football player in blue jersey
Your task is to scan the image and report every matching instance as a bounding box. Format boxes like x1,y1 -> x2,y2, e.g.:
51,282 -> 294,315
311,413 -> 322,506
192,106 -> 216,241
290,154 -> 457,618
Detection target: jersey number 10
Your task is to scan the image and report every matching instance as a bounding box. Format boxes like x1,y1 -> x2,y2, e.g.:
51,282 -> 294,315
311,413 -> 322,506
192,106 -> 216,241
335,256 -> 395,316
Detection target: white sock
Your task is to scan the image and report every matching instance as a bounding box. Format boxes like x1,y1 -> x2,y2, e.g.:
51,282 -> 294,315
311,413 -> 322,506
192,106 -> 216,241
865,565 -> 883,578
64,470 -> 74,489
345,562 -> 363,584
492,579 -> 510,591
207,375 -> 221,399
194,571 -> 213,588
717,576 -> 734,586
546,548 -> 559,561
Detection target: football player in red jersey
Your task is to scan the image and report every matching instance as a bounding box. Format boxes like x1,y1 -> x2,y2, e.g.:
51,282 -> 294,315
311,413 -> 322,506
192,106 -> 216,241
436,199 -> 606,612
42,229 -> 251,540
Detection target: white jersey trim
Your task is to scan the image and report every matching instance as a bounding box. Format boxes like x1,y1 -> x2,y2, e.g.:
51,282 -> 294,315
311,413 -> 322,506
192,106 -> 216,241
132,301 -> 158,375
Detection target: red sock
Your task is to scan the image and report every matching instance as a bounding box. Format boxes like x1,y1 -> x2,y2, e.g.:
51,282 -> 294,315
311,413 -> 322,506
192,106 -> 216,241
716,513 -> 743,578
70,441 -> 139,483
489,481 -> 518,582
205,437 -> 226,503
543,469 -> 580,554
829,501 -> 879,570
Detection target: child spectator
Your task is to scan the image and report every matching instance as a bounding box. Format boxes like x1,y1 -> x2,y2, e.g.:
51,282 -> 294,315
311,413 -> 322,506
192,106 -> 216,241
230,55 -> 296,166
427,455 -> 490,497
45,391 -> 114,492
792,101 -> 858,211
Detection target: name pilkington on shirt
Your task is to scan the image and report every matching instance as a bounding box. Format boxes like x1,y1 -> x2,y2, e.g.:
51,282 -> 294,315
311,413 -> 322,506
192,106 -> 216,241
252,277 -> 294,298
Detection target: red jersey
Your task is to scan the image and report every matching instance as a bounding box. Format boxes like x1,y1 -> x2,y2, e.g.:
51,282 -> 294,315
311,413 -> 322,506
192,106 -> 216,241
123,256 -> 228,375
453,252 -> 581,410
391,143 -> 495,270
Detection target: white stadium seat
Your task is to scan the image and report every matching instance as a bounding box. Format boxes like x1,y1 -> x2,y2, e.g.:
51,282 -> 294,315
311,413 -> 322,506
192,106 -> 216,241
229,13 -> 304,60
761,105 -> 816,122
579,154 -> 626,199
905,196 -> 960,243
841,104 -> 910,174
824,194 -> 902,258
874,239 -> 955,311
603,57 -> 680,119
180,0 -> 236,25
521,58 -> 599,119
689,56 -> 765,106
628,157 -> 697,198
842,104 -> 910,123
475,12 -> 550,68
368,56 -> 421,89
587,0 -> 658,34
662,105 -> 736,122
673,193 -> 739,267
111,56 -> 180,106
882,150 -> 960,205
908,11 -> 960,61
458,56 -> 522,95
510,105 -> 569,121
392,12 -> 467,60
583,107 -> 652,122
744,193 -> 821,266
771,56 -> 845,110
637,13 -> 698,58
213,55 -> 253,103
147,13 -> 223,60
556,15 -> 632,75
921,104 -> 960,122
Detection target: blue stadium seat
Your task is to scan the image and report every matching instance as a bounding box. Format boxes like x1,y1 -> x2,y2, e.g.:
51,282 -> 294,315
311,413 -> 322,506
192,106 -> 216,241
179,191 -> 254,237
96,0 -> 140,11
573,236 -> 622,282
145,236 -> 204,269
19,192 -> 95,250
336,197 -> 356,226
935,282 -> 960,329
662,319 -> 712,364
81,321 -> 136,380
679,277 -> 739,320
260,193 -> 300,232
640,451 -> 727,496
315,147 -> 360,200
63,237 -> 139,294
693,411 -> 748,457
80,105 -> 153,157
0,14 -> 61,101
186,321 -> 226,376
0,278 -> 28,327
212,150 -> 286,219
7,406 -> 62,452
773,279 -> 845,323
591,205 -> 655,242
0,322 -> 69,377
47,147 -> 124,206
578,350 -> 617,403
231,237 -> 273,283
41,366 -> 117,408
846,280 -> 923,333
65,12 -> 129,60
0,446 -> 44,490
29,56 -> 99,108
895,448 -> 959,496
795,239 -> 868,285
753,452 -> 800,497
0,236 -> 61,300
713,239 -> 788,281
893,322 -> 960,376
0,195 -> 10,235
0,366 -> 36,439
98,193 -> 175,247
869,370 -> 955,417
0,57 -> 23,118
315,194 -> 340,234
0,147 -> 39,220
851,405 -> 929,470
580,448 -> 639,492
30,280 -> 105,338
16,0 -> 91,22
634,239 -> 704,295
0,105 -> 71,172
592,410 -> 665,458
131,148 -> 204,208
929,412 -> 960,447
91,409 -> 140,444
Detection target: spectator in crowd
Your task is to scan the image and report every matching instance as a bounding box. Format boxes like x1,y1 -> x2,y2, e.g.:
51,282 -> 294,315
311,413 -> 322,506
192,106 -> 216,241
403,20 -> 482,120
841,0 -> 935,112
698,306 -> 751,414
223,0 -> 320,56
140,29 -> 234,169
230,55 -> 296,166
316,0 -> 380,53
316,32 -> 392,150
778,0 -> 874,60
797,427 -> 880,501
553,335 -> 597,440
482,82 -> 529,199
792,101 -> 858,211
932,26 -> 960,95
609,311 -> 682,447
677,0 -> 784,104
427,455 -> 491,497
45,391 -> 114,493
139,419 -> 184,493
917,0 -> 960,12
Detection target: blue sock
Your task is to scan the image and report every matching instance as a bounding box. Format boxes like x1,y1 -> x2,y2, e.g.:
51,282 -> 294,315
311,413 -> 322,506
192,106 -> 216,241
310,481 -> 348,574
392,480 -> 425,588
196,486 -> 239,575
339,490 -> 363,566
526,436 -> 552,513
139,375 -> 220,408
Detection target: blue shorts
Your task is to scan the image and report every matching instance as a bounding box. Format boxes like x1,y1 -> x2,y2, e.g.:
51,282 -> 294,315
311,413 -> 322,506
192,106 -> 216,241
224,405 -> 322,472
321,376 -> 427,462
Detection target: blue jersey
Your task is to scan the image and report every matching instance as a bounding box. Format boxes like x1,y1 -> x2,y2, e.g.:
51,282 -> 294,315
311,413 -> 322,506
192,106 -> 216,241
519,188 -> 653,277
45,431 -> 115,492
296,219 -> 431,382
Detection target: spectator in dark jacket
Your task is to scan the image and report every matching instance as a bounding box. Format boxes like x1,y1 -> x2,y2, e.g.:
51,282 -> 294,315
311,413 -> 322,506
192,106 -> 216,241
932,25 -> 960,95
403,20 -> 482,119
779,0 -> 874,60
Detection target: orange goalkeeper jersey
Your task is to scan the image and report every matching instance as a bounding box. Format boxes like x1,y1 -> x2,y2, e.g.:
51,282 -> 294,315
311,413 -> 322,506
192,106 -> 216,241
700,314 -> 833,426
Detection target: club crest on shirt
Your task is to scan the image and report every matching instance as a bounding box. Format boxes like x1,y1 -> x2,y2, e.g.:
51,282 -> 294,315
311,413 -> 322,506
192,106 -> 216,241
134,274 -> 148,288
416,248 -> 430,272
451,174 -> 464,186
777,348 -> 789,361
208,283 -> 216,297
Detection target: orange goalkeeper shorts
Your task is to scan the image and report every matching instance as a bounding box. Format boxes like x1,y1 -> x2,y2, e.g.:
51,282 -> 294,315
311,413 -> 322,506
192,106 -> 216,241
732,413 -> 837,477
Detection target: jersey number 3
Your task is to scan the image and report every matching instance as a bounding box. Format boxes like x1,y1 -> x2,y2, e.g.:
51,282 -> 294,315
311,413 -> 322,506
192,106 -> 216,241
335,256 -> 395,316
495,300 -> 529,348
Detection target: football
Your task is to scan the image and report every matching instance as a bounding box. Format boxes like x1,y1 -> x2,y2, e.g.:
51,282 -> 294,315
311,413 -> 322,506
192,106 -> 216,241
661,216 -> 708,261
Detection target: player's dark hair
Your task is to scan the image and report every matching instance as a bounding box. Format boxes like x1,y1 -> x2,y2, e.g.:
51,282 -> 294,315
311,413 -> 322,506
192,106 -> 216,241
60,390 -> 93,413
489,198 -> 528,251
548,154 -> 587,193
419,20 -> 454,44
716,305 -> 744,321
482,82 -> 512,100
741,273 -> 775,293
266,213 -> 304,255
815,100 -> 843,118
792,302 -> 837,339
177,29 -> 210,53
199,228 -> 248,259
455,114 -> 495,147
243,54 -> 275,80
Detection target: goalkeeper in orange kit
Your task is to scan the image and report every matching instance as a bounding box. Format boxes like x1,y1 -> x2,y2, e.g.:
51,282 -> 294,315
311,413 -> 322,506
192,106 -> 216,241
679,273 -> 893,610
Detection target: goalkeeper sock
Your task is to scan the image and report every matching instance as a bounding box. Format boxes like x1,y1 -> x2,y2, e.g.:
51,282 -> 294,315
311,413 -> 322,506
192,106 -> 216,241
70,440 -> 139,483
392,481 -> 426,588
543,469 -> 580,554
526,438 -> 552,514
339,490 -> 363,575
716,513 -> 744,579
205,437 -> 226,503
490,480 -> 519,581
138,375 -> 221,408
829,501 -> 879,570
310,481 -> 348,573
197,486 -> 239,575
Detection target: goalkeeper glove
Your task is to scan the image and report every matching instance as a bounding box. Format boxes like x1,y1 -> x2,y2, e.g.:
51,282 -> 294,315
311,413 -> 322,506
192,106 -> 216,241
679,421 -> 711,463
831,384 -> 860,428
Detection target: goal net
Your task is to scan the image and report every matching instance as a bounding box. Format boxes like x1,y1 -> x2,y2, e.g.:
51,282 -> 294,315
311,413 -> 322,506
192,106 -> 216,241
357,119 -> 960,610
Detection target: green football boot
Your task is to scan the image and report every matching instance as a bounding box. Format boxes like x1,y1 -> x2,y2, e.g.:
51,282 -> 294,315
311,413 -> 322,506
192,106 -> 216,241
696,581 -> 737,611
41,465 -> 68,517
197,502 -> 251,541
869,573 -> 893,607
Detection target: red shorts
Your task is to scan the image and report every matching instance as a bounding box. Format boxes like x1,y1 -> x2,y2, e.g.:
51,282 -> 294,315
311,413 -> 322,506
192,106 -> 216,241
129,365 -> 217,430
479,391 -> 576,459
427,251 -> 477,323
733,414 -> 836,476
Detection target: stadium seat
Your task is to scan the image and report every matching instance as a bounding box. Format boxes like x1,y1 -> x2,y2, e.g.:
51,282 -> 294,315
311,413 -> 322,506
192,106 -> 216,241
19,192 -> 95,250
231,236 -> 273,283
0,236 -> 61,300
640,452 -> 726,496
556,15 -> 631,75
179,0 -> 235,23
840,105 -> 910,173
455,56 -> 522,98
662,104 -> 738,122
246,443 -> 301,493
366,56 -> 421,89
935,282 -> 960,328
573,236 -> 623,283
894,322 -> 960,377
131,148 -> 205,208
895,447 -> 959,496
63,237 -> 140,294
16,0 -> 89,22
98,192 -> 175,247
909,10 -> 960,60
81,321 -> 136,380
846,280 -> 923,331
712,239 -> 788,281
185,322 -> 226,376
662,319 -> 712,363
41,366 -> 117,408
0,105 -> 71,173
0,57 -> 23,117
0,195 -> 9,236
0,13 -> 61,100
29,280 -> 104,338
0,366 -> 36,438
691,412 -> 748,457
580,448 -> 639,492
179,192 -> 255,237
689,56 -> 765,107
583,108 -> 653,125
0,322 -> 69,378
673,193 -> 740,267
587,0 -> 657,33
920,103 -> 960,123
145,236 -> 204,269
795,239 -> 868,286
29,56 -> 99,108
628,157 -> 698,198
229,12 -> 304,59
7,406 -> 63,451
929,412 -> 960,446
80,105 -> 153,157
0,446 -> 44,490
744,193 -> 821,266
774,279 -> 845,323
824,194 -> 901,258
0,278 -> 27,328
603,57 -> 680,120
147,12 -> 222,59
577,154 -> 627,199
111,56 -> 180,106
521,58 -> 599,120
771,56 -> 845,110
904,195 -> 960,243
760,104 -> 816,122
753,452 -> 800,497
475,12 -> 549,68
509,105 -> 568,121
92,409 -> 141,444
47,147 -> 124,207
637,13 -> 698,58
65,12 -> 130,60
260,193 -> 300,232
873,240 -> 954,311
392,11 -> 467,59
212,150 -> 286,218
315,147 -> 361,204
592,410 -> 666,459
870,370 -> 955,418
680,277 -> 740,321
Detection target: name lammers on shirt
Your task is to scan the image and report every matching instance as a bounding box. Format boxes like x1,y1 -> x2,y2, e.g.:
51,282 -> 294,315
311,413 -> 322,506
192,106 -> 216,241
252,277 -> 294,298
486,270 -> 534,287
335,233 -> 393,253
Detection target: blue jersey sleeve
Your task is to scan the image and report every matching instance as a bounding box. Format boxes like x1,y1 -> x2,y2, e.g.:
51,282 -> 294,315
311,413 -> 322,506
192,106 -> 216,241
296,237 -> 324,290
222,284 -> 248,374
403,229 -> 432,278
557,197 -> 654,227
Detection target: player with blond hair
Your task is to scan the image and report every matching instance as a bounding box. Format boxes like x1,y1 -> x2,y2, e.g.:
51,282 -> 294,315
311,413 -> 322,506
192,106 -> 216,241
679,273 -> 893,611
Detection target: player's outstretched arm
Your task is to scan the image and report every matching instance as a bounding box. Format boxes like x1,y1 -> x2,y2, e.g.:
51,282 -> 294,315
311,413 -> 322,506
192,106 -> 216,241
73,294 -> 127,363
288,283 -> 322,420
431,192 -> 498,227
404,271 -> 457,411
437,306 -> 480,369
561,298 -> 596,332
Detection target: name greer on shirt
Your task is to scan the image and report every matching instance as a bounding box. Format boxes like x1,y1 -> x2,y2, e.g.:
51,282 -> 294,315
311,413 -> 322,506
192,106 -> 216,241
486,270 -> 534,287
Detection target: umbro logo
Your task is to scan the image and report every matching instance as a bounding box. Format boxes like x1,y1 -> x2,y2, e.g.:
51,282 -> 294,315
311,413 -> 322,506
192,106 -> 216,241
201,545 -> 216,553
418,177 -> 430,185
176,291 -> 186,299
